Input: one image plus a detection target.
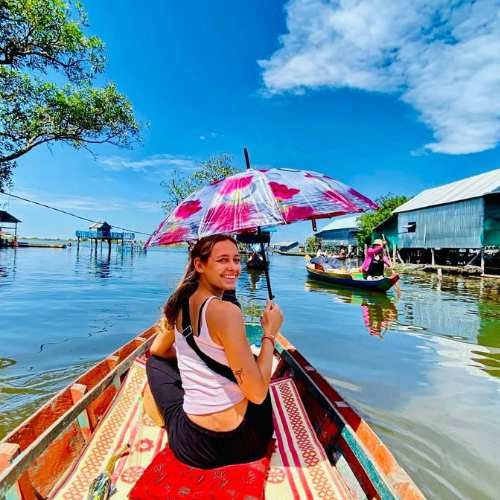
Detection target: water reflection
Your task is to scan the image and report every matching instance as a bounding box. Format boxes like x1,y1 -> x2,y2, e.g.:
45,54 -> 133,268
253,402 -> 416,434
247,269 -> 265,291
305,278 -> 398,337
73,247 -> 146,279
0,248 -> 17,283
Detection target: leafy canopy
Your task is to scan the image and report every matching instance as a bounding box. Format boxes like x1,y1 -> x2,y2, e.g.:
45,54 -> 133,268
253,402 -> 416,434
356,194 -> 409,246
0,0 -> 139,190
162,153 -> 240,213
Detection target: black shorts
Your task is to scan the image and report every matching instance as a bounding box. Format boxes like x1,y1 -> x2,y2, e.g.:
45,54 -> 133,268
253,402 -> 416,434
146,355 -> 274,469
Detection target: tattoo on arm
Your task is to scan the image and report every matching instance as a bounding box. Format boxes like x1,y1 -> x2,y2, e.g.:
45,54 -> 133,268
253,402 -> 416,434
233,368 -> 243,385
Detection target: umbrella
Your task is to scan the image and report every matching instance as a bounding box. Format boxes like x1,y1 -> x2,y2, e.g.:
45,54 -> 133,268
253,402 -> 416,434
147,149 -> 378,298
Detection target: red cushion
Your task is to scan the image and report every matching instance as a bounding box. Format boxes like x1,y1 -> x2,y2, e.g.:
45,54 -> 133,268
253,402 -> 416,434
129,445 -> 272,499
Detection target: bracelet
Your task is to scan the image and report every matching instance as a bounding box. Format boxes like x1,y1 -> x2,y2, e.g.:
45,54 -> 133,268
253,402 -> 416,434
261,335 -> 276,347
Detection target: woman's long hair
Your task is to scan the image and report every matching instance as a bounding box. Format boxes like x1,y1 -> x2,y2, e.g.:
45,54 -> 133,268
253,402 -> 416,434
163,234 -> 238,324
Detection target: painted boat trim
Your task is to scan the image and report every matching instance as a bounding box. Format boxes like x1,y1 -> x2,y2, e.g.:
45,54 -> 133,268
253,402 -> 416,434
279,347 -> 397,499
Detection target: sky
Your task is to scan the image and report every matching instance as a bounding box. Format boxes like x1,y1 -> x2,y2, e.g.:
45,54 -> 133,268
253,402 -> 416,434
2,0 -> 500,242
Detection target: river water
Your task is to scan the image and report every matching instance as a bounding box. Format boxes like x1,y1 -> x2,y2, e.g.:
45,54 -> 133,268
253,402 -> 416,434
0,246 -> 499,499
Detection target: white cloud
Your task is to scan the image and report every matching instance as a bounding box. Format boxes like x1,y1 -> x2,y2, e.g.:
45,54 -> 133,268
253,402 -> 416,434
13,189 -> 124,212
199,132 -> 220,141
133,201 -> 162,213
259,0 -> 500,154
98,154 -> 197,171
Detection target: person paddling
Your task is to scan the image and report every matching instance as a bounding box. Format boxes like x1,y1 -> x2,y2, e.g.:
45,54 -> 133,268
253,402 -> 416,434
361,239 -> 393,279
145,234 -> 283,468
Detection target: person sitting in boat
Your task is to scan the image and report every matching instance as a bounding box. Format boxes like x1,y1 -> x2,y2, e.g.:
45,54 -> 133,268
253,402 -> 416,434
145,234 -> 283,469
324,249 -> 347,270
337,248 -> 347,260
361,239 -> 392,279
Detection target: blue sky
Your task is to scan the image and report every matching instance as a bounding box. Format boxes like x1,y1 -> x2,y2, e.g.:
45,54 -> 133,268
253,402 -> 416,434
2,0 -> 500,242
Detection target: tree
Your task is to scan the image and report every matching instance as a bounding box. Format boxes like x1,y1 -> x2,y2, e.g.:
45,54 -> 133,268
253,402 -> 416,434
356,194 -> 409,247
0,0 -> 140,190
161,153 -> 240,213
305,235 -> 320,254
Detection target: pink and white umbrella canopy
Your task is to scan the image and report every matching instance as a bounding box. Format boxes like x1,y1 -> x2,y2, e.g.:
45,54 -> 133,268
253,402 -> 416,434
146,168 -> 377,247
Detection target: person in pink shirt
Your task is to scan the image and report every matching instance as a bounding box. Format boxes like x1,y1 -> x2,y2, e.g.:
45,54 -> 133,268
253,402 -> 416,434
361,239 -> 392,279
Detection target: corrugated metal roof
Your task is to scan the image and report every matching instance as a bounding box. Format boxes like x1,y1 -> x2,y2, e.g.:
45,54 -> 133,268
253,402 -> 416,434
0,210 -> 21,223
394,168 -> 500,213
316,214 -> 360,232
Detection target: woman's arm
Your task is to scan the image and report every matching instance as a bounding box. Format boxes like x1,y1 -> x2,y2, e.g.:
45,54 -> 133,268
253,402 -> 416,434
150,317 -> 176,358
209,300 -> 282,404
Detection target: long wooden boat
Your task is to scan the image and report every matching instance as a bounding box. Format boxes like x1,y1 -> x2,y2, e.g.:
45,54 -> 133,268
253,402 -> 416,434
246,252 -> 269,270
273,249 -> 306,256
306,264 -> 400,292
0,325 -> 423,499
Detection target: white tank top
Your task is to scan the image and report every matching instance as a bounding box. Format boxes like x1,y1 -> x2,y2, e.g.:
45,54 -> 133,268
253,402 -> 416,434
174,296 -> 245,415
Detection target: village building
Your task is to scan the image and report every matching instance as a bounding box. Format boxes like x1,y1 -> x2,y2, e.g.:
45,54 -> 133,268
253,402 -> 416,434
0,210 -> 21,247
315,214 -> 360,252
75,222 -> 135,253
374,168 -> 500,274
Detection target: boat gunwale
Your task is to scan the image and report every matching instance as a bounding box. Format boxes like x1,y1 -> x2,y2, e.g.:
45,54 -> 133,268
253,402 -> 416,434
277,344 -> 420,499
0,328 -> 157,498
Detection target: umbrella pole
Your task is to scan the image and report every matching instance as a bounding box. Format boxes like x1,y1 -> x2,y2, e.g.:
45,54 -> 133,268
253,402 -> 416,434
244,147 -> 274,300
258,226 -> 274,300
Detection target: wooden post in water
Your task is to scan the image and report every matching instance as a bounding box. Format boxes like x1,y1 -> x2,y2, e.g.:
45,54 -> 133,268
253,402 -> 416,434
480,247 -> 485,274
431,248 -> 435,266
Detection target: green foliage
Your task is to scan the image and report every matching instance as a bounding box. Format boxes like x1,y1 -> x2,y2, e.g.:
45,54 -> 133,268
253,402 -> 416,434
305,235 -> 320,253
162,153 -> 240,213
356,194 -> 409,246
0,0 -> 139,190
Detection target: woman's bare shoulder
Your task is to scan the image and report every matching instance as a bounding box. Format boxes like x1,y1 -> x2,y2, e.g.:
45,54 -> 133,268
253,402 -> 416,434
206,298 -> 243,337
208,297 -> 242,317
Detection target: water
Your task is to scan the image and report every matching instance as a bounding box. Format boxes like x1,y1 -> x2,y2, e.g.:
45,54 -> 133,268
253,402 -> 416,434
1,246 -> 499,499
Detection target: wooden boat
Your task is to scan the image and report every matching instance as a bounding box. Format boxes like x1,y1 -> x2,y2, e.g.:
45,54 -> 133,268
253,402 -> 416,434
306,263 -> 400,292
246,251 -> 269,270
273,249 -> 307,256
0,324 -> 423,499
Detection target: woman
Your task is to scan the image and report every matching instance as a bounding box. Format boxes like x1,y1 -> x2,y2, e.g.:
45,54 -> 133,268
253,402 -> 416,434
361,239 -> 392,279
146,234 -> 283,469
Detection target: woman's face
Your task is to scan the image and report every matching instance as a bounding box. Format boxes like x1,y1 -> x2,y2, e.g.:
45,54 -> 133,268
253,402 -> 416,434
196,240 -> 241,291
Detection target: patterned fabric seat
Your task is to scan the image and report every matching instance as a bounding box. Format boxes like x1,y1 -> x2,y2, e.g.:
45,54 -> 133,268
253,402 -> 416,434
50,359 -> 353,499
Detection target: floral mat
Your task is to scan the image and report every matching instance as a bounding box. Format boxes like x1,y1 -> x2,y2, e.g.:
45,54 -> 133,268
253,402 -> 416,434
51,358 -> 352,499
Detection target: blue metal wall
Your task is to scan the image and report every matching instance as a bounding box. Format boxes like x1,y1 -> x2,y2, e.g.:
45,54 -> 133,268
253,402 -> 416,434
398,198 -> 484,249
317,228 -> 358,246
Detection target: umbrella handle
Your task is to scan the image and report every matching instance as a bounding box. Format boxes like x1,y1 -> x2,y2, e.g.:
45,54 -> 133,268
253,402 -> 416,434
257,226 -> 274,300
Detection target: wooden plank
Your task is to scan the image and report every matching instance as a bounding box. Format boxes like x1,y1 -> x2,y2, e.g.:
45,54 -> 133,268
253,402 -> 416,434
0,335 -> 155,497
70,384 -> 92,442
0,443 -> 36,500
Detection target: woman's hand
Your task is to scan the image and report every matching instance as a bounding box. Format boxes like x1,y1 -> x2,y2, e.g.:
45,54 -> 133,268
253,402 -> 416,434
260,300 -> 284,339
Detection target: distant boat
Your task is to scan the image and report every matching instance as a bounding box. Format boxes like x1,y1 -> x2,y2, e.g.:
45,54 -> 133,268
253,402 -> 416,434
16,241 -> 67,249
306,263 -> 400,292
246,251 -> 269,269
